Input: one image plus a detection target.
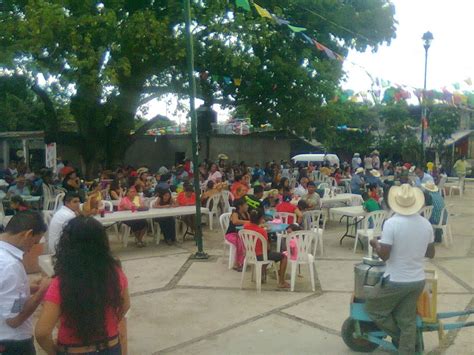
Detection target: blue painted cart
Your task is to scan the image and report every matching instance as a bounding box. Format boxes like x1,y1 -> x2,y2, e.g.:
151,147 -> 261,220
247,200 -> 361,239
341,296 -> 474,353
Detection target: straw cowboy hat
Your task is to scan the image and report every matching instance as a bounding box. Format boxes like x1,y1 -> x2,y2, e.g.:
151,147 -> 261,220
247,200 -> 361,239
371,150 -> 380,155
217,153 -> 229,160
263,189 -> 279,199
370,169 -> 381,178
355,167 -> 364,174
137,167 -> 149,175
422,181 -> 439,193
388,184 -> 425,216
354,153 -> 360,157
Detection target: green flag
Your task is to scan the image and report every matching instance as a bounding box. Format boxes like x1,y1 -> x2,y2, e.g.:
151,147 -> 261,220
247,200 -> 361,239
288,24 -> 306,33
236,0 -> 251,11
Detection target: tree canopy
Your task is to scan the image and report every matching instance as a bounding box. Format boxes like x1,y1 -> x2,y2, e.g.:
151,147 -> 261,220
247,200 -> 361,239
0,0 -> 396,174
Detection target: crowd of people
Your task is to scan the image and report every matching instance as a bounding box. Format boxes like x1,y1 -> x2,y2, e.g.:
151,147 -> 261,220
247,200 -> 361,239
0,149 -> 468,354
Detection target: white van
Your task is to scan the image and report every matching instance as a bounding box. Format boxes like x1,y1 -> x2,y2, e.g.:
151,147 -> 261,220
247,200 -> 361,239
291,153 -> 340,167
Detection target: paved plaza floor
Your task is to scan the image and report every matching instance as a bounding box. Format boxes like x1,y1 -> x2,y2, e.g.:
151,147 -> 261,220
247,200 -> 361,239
38,185 -> 474,354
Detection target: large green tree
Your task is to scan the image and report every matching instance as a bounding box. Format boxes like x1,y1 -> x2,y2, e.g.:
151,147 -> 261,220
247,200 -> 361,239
0,0 -> 396,175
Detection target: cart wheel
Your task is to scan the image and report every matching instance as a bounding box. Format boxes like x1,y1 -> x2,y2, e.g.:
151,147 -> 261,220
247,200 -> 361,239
341,318 -> 380,353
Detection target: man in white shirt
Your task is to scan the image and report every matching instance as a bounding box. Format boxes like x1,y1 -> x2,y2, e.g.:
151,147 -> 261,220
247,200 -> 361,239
47,192 -> 80,253
366,184 -> 435,354
0,211 -> 50,354
294,177 -> 309,197
414,167 -> 434,187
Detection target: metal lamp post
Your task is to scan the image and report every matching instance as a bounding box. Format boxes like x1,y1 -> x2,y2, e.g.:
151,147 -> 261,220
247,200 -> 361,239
421,31 -> 433,164
184,0 -> 208,259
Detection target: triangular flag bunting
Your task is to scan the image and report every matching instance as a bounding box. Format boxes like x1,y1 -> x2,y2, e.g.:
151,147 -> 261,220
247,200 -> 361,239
223,76 -> 232,84
335,53 -> 344,62
235,0 -> 251,11
300,33 -> 313,45
465,77 -> 472,86
323,47 -> 336,59
233,78 -> 242,86
272,15 -> 289,25
313,39 -> 325,52
287,24 -> 306,33
253,3 -> 273,19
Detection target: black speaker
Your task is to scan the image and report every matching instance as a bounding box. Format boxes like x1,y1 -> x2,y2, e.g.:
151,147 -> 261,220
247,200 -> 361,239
197,105 -> 217,134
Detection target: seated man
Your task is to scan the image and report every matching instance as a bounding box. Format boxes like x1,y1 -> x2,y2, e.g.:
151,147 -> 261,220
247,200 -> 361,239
48,192 -> 81,253
414,167 -> 434,187
7,176 -> 31,197
301,181 -> 321,209
244,185 -> 264,213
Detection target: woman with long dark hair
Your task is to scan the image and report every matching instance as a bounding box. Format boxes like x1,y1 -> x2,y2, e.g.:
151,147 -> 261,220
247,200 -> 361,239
35,216 -> 130,354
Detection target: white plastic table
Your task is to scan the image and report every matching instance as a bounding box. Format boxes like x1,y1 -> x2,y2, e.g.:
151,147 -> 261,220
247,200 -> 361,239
330,205 -> 367,247
320,193 -> 362,207
93,206 -> 209,224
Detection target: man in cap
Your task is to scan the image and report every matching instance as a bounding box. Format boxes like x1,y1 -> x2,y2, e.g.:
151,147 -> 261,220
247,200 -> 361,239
366,184 -> 435,354
350,168 -> 365,195
352,153 -> 362,170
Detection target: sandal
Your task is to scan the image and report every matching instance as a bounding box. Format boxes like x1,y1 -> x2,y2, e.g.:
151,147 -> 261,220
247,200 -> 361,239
278,282 -> 291,289
233,266 -> 243,272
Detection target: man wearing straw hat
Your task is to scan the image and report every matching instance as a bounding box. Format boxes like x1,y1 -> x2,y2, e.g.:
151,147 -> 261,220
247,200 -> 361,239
366,184 -> 435,354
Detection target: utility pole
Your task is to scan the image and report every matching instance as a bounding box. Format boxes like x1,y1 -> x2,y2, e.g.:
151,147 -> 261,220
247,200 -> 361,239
184,0 -> 208,259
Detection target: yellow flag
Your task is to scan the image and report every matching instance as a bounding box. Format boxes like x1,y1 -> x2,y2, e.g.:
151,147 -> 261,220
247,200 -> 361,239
254,3 -> 273,19
234,78 -> 242,86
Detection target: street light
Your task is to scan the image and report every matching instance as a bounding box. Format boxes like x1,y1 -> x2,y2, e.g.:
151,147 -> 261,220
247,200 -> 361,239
421,31 -> 433,164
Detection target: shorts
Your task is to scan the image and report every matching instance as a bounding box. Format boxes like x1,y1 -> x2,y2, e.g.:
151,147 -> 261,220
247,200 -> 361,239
257,252 -> 284,262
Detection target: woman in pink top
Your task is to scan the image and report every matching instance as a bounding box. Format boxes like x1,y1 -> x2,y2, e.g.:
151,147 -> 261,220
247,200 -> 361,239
118,187 -> 148,247
36,216 -> 130,354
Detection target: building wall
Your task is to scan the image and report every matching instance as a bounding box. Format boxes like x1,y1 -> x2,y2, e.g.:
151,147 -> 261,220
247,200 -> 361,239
123,134 -> 293,170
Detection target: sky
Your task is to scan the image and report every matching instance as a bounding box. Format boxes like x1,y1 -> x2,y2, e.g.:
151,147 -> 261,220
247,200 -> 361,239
145,0 -> 474,122
343,0 -> 474,93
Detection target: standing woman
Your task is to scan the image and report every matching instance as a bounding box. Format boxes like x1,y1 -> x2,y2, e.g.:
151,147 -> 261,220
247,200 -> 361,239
35,216 -> 130,355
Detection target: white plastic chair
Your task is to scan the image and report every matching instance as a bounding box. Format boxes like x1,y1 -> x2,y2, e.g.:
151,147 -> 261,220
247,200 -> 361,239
437,175 -> 447,198
354,210 -> 387,253
219,212 -> 234,269
42,210 -> 54,253
303,210 -> 326,255
53,192 -> 65,212
350,195 -> 364,206
287,231 -> 317,291
420,205 -> 434,221
433,208 -> 453,247
274,212 -> 296,253
238,229 -> 279,293
447,183 -> 463,198
220,190 -> 234,213
205,193 -> 222,230
274,212 -> 296,224
42,183 -> 56,210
